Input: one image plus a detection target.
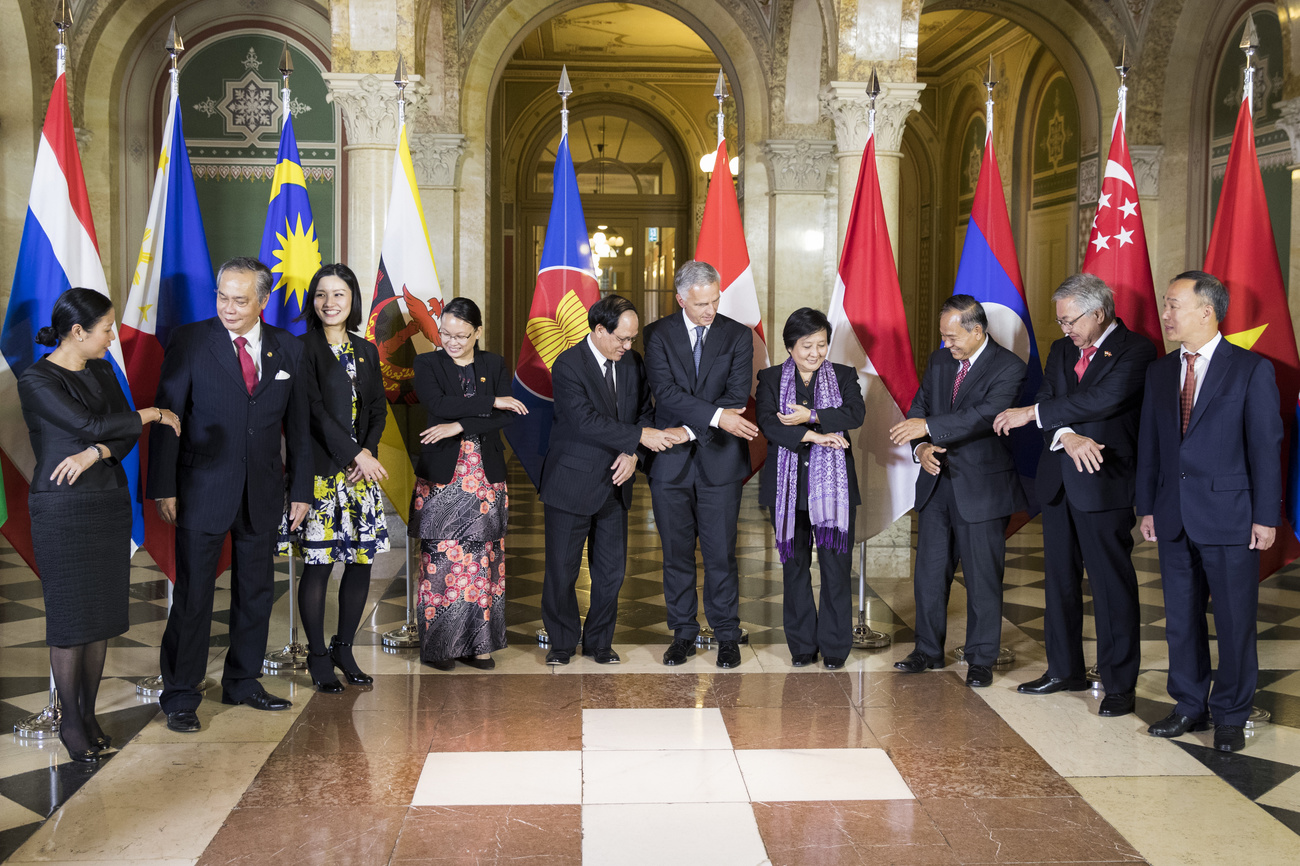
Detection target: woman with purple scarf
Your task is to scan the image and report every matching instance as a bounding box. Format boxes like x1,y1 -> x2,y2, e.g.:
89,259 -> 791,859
756,308 -> 865,669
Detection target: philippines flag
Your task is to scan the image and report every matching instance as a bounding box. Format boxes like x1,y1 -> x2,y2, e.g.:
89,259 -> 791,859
119,89 -> 219,580
827,131 -> 920,541
695,139 -> 769,475
952,132 -> 1042,516
505,134 -> 600,488
258,114 -> 321,334
0,74 -> 144,567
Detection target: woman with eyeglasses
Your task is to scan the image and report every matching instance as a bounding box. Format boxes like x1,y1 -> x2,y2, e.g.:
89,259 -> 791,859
411,297 -> 527,670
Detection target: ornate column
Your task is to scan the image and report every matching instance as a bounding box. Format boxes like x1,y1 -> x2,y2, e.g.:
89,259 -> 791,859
823,81 -> 924,263
409,132 -> 467,299
761,139 -> 835,361
1128,143 -> 1164,292
1275,96 -> 1300,339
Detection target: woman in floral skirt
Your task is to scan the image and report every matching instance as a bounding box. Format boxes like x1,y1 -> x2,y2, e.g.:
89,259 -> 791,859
411,297 -> 527,669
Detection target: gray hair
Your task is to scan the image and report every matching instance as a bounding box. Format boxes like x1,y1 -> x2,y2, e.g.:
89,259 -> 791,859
673,260 -> 721,297
1172,270 -> 1229,323
1051,273 -> 1115,320
217,256 -> 274,303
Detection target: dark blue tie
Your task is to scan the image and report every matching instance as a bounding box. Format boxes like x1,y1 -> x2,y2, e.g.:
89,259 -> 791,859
693,325 -> 705,373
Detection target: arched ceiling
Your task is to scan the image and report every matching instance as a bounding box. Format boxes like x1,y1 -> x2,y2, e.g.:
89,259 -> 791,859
510,2 -> 715,66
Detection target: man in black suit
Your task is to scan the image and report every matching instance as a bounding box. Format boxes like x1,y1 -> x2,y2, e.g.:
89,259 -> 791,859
1137,271 -> 1282,752
643,261 -> 758,669
889,295 -> 1027,687
539,295 -> 682,665
149,257 -> 312,732
994,274 -> 1156,716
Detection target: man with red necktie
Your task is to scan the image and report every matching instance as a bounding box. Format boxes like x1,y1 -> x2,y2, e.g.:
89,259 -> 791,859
994,274 -> 1156,717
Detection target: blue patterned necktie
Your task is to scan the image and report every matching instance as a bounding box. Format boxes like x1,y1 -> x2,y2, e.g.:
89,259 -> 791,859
693,325 -> 705,373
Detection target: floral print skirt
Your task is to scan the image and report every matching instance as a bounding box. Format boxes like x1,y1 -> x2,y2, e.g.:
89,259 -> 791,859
278,471 -> 390,565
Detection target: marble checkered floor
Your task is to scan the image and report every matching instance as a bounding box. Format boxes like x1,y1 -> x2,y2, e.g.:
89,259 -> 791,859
1,461 -> 1299,863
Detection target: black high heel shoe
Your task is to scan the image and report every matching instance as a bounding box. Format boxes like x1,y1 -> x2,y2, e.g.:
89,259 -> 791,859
307,650 -> 344,693
90,733 -> 112,751
330,636 -> 373,685
58,729 -> 100,764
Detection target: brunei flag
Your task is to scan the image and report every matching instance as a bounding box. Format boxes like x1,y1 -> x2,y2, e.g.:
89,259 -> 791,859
367,123 -> 443,514
258,114 -> 321,334
505,134 -> 600,489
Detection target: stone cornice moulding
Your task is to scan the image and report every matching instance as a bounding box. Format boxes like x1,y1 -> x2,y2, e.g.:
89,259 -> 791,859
761,139 -> 835,193
1273,97 -> 1300,166
409,133 -> 467,189
823,81 -> 925,155
323,72 -> 424,148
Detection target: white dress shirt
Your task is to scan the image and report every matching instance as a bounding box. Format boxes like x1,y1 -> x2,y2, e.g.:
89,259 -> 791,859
229,320 -> 263,379
682,309 -> 724,440
587,334 -> 615,390
1038,318 -> 1119,451
1180,331 -> 1224,406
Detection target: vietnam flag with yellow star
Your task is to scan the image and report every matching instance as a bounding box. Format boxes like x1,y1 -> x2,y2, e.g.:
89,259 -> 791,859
258,113 -> 321,334
1205,91 -> 1300,577
505,133 -> 600,489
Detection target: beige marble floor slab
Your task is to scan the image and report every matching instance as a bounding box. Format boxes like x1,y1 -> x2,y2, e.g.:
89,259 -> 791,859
1071,775 -> 1300,866
1257,766 -> 1300,812
0,734 -> 64,778
0,794 -> 45,834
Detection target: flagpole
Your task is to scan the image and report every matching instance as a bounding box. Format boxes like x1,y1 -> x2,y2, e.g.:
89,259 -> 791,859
714,69 -> 726,147
382,53 -> 422,651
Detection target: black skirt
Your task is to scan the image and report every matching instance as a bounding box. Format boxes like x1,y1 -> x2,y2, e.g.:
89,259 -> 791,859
29,487 -> 132,646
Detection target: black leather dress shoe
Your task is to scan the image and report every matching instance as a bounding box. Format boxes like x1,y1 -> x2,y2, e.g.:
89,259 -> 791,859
426,658 -> 456,671
545,648 -> 572,665
663,638 -> 696,666
716,639 -> 742,668
1214,724 -> 1245,752
166,710 -> 201,733
1147,711 -> 1212,738
458,655 -> 496,670
823,657 -> 846,670
1098,691 -> 1135,717
1018,674 -> 1089,695
791,652 -> 818,667
965,665 -> 993,688
582,647 -> 620,664
894,650 -> 941,673
222,689 -> 291,711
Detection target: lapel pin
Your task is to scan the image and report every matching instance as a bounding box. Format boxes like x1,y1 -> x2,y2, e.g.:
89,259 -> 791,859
1103,351 -> 1112,357
480,376 -> 486,382
267,351 -> 273,357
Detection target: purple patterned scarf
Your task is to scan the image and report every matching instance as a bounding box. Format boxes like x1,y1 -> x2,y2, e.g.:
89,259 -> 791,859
775,357 -> 851,563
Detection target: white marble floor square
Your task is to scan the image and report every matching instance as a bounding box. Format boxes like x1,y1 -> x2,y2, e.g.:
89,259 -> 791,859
583,707 -> 732,750
581,749 -> 750,804
735,748 -> 914,801
412,750 -> 583,805
583,802 -> 769,866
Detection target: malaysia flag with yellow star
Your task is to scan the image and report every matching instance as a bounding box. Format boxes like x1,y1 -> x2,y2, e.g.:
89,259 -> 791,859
258,113 -> 321,334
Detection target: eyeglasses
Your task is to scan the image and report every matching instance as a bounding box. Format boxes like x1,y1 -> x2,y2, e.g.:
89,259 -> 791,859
1055,311 -> 1094,330
609,335 -> 636,347
438,330 -> 475,344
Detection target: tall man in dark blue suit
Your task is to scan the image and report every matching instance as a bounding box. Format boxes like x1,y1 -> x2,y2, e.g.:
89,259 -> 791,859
994,274 -> 1156,717
539,295 -> 682,665
1137,271 -> 1282,752
643,261 -> 759,669
889,295 -> 1027,688
149,258 -> 312,733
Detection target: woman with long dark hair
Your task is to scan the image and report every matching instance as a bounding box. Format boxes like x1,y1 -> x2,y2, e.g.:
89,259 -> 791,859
17,288 -> 180,761
278,264 -> 389,691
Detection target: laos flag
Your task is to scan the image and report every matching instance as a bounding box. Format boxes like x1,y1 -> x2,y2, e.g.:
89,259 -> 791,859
505,134 -> 599,489
953,132 -> 1042,516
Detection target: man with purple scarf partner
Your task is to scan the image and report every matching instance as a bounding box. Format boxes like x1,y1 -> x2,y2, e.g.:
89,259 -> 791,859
889,295 -> 1027,688
756,308 -> 864,669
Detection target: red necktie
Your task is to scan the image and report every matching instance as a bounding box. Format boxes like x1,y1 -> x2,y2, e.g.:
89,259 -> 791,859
951,359 -> 970,405
1180,352 -> 1199,436
234,336 -> 258,394
1074,346 -> 1097,381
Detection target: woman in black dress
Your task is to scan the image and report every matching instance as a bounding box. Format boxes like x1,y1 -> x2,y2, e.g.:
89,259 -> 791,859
278,264 -> 389,692
17,288 -> 180,761
411,297 -> 527,670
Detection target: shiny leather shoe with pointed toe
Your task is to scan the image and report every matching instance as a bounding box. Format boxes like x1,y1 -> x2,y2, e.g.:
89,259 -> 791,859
965,665 -> 993,688
716,639 -> 742,668
545,648 -> 572,665
1098,691 -> 1135,717
1018,674 -> 1088,694
1147,711 -> 1211,738
1214,724 -> 1245,752
894,650 -> 941,673
662,638 -> 696,666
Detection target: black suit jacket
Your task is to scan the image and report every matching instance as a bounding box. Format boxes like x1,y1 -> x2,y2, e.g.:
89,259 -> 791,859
413,349 -> 514,485
1035,321 -> 1157,512
755,363 -> 864,509
539,341 -> 653,515
908,338 -> 1028,522
642,312 -> 753,485
147,317 -> 311,534
1136,338 -> 1282,544
299,328 -> 386,477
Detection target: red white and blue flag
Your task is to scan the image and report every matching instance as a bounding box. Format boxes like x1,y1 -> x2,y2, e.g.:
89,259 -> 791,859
0,74 -> 144,568
505,134 -> 600,488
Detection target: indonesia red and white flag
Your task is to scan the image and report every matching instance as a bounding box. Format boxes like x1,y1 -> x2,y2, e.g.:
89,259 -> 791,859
695,139 -> 769,473
826,132 -> 921,541
1081,111 -> 1162,351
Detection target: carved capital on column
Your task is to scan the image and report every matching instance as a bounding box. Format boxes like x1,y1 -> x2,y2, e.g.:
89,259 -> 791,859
1276,97 -> 1300,164
1128,145 -> 1165,198
761,139 -> 835,193
409,133 -> 466,188
74,127 -> 93,156
822,81 -> 925,154
323,72 -> 424,147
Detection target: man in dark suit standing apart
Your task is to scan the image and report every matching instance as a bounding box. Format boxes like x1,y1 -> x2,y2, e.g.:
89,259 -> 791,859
993,274 -> 1156,716
889,295 -> 1027,688
149,257 -> 312,733
539,295 -> 682,665
1136,271 -> 1281,752
643,260 -> 758,669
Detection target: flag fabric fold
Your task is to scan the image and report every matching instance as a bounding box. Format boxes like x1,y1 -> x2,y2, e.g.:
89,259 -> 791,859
1,73 -> 143,568
827,132 -> 921,542
258,114 -> 321,334
505,134 -> 600,489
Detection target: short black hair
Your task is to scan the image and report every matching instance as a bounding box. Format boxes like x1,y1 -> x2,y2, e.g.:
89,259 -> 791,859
1172,269 -> 1229,323
782,307 -> 832,350
217,256 -> 275,302
442,296 -> 483,331
588,294 -> 637,334
940,294 -> 988,332
35,287 -> 114,347
299,263 -> 364,332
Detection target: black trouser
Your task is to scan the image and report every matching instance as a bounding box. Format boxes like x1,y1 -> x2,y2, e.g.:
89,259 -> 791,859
541,488 -> 628,652
776,505 -> 856,659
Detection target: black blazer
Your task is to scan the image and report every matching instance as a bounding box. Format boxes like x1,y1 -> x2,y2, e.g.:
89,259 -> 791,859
1035,321 -> 1156,512
1136,338 -> 1282,544
147,317 -> 312,534
642,311 -> 754,485
907,338 -> 1028,522
755,363 -> 864,509
299,329 -> 387,477
539,341 -> 654,515
412,349 -> 514,485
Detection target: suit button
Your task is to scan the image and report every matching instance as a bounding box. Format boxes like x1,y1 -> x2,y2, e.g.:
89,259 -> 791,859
1180,473 -> 1186,479
248,428 -> 254,435
242,457 -> 247,463
249,400 -> 256,406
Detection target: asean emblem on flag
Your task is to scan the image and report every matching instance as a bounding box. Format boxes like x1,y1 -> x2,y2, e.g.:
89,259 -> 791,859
516,270 -> 599,399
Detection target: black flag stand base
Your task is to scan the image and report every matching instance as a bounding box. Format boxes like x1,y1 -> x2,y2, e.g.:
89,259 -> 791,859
852,542 -> 892,649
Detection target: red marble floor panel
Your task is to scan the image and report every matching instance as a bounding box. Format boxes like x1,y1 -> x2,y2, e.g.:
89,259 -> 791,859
237,752 -> 425,809
862,698 -> 1030,750
842,669 -> 986,709
196,804 -> 407,865
390,804 -> 582,864
429,673 -> 584,714
276,708 -> 442,755
920,796 -> 1147,863
886,745 -> 1078,800
427,704 -> 583,751
579,672 -> 719,708
711,670 -> 854,708
752,800 -> 960,865
720,706 -> 879,750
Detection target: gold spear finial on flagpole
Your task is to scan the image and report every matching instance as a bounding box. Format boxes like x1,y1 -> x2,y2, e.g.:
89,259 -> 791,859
278,40 -> 294,127
394,53 -> 408,129
54,0 -> 73,77
166,18 -> 184,100
1116,39 -> 1129,124
558,65 -> 572,137
983,54 -> 997,129
1241,14 -> 1259,115
867,66 -> 880,141
714,69 -> 727,147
